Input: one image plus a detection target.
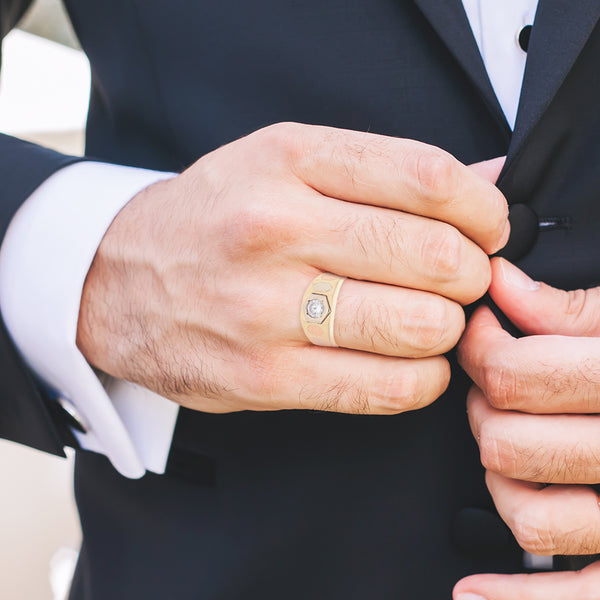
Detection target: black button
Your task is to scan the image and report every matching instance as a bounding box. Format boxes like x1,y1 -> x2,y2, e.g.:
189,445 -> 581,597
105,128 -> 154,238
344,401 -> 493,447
518,25 -> 533,52
494,203 -> 539,262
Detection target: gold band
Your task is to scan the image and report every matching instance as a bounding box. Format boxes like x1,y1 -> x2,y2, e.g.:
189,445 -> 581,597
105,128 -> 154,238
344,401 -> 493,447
300,273 -> 346,347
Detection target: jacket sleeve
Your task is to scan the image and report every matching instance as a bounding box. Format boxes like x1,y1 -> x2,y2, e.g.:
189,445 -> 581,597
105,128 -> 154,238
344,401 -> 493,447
0,0 -> 84,455
0,0 -> 29,47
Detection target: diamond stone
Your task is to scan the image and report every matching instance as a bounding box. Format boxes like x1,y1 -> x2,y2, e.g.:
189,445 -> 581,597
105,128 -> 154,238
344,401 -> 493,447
306,298 -> 326,319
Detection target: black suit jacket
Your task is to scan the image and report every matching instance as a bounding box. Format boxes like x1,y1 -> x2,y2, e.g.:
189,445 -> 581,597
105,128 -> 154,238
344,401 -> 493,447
1,1 -> 600,598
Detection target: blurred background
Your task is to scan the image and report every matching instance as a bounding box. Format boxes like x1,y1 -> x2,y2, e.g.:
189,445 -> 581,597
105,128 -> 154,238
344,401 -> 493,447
0,1 -> 89,598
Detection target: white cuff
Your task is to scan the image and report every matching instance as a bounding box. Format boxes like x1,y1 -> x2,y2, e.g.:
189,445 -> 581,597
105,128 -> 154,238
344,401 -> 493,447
0,161 -> 180,478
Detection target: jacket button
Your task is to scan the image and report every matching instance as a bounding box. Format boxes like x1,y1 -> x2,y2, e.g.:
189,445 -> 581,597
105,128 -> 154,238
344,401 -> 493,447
452,507 -> 514,557
495,203 -> 539,261
517,25 -> 533,52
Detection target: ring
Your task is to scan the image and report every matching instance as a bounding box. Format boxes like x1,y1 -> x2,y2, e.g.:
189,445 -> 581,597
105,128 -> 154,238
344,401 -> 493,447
300,273 -> 346,347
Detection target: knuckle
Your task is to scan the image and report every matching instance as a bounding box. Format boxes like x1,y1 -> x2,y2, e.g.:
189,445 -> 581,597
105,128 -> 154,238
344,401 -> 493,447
370,368 -> 422,414
564,289 -> 593,330
479,430 -> 519,475
256,122 -> 303,159
413,150 -> 458,202
512,507 -> 556,555
407,298 -> 453,353
225,204 -> 295,255
227,206 -> 271,250
419,224 -> 462,280
565,288 -> 587,316
480,358 -> 519,410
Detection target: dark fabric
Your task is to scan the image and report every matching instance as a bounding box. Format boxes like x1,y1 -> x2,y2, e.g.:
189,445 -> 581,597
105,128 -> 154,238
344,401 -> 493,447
60,1 -> 522,595
0,0 -> 85,455
0,0 -> 31,49
0,0 -> 596,597
0,137 -> 84,455
71,394 -> 523,599
500,15 -> 600,290
0,311 -> 66,455
508,0 -> 600,156
412,0 -> 509,135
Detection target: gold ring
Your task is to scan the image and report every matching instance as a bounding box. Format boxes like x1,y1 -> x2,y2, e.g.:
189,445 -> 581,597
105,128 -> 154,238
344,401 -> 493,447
300,273 -> 346,347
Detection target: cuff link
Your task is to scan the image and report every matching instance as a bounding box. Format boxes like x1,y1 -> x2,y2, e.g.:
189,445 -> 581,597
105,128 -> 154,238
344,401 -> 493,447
57,397 -> 88,433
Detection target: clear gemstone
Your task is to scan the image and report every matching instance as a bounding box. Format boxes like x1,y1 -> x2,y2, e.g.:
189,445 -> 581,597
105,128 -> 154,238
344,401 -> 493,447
306,298 -> 325,319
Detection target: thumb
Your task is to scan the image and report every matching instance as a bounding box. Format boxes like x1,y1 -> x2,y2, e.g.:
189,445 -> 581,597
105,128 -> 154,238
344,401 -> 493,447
489,256 -> 600,336
453,561 -> 600,600
468,156 -> 506,184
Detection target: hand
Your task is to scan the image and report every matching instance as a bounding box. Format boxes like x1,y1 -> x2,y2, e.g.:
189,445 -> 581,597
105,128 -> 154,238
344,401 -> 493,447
454,561 -> 600,600
459,257 -> 600,555
77,122 -> 508,415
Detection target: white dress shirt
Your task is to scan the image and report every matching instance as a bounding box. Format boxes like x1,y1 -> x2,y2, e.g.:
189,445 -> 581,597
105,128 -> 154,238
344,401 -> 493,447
0,0 -> 539,478
462,0 -> 539,129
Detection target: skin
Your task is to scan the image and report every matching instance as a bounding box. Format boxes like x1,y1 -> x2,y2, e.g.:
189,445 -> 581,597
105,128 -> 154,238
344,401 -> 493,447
454,257 -> 600,599
76,122 -> 508,417
76,120 -> 600,595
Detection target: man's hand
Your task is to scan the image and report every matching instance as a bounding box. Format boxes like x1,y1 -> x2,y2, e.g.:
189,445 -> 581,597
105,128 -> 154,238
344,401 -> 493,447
454,561 -> 600,600
455,256 -> 600,599
77,123 -> 508,415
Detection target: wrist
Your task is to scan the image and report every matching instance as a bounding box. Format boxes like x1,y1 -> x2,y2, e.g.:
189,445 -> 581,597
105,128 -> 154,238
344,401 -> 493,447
76,177 -> 175,377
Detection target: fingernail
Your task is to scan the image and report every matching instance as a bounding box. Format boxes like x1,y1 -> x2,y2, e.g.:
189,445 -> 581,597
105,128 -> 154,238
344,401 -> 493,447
456,594 -> 488,600
497,258 -> 540,291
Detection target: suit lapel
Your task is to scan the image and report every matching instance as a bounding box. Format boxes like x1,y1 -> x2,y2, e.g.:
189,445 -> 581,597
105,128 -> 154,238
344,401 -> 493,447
412,0 -> 509,133
508,0 -> 600,161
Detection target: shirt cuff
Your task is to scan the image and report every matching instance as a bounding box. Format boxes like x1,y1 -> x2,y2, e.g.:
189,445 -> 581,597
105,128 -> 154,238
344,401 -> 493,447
0,161 -> 180,478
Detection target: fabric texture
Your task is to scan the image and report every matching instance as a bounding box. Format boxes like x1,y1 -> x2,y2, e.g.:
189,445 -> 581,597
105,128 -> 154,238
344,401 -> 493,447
1,0 -> 600,597
0,0 -> 536,477
0,162 -> 178,476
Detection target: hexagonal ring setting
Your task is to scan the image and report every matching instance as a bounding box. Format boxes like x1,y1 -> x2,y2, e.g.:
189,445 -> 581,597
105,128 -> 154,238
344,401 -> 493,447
300,273 -> 346,347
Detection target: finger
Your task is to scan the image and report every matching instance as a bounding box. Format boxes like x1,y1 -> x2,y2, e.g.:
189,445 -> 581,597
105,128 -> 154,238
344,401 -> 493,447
489,257 -> 600,336
332,279 -> 465,357
486,471 -> 600,556
292,347 -> 450,414
467,156 -> 505,182
305,199 -> 492,305
216,268 -> 462,366
294,274 -> 466,357
454,561 -> 600,600
459,306 -> 600,413
288,124 -> 509,254
205,344 -> 451,415
468,387 -> 600,484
